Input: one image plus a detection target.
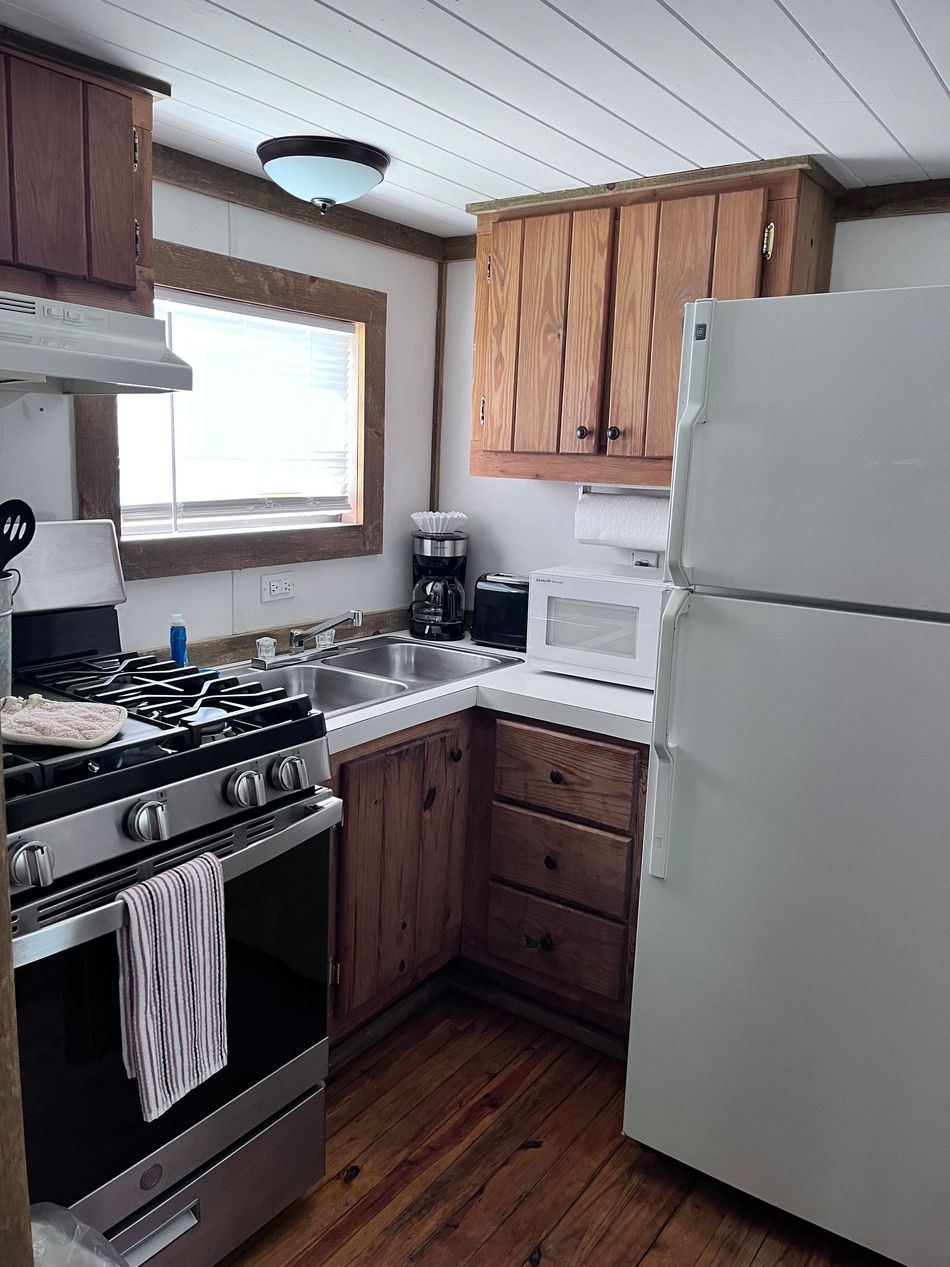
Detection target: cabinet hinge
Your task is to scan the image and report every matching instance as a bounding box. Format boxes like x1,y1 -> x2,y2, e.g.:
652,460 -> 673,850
478,396 -> 486,425
761,221 -> 775,261
134,219 -> 141,260
329,957 -> 342,987
132,127 -> 140,172
486,253 -> 492,282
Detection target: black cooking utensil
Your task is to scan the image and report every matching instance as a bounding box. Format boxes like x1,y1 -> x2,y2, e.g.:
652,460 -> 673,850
0,499 -> 36,572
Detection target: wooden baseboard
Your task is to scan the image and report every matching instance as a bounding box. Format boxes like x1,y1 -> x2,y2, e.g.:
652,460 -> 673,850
447,968 -> 627,1060
328,970 -> 455,1078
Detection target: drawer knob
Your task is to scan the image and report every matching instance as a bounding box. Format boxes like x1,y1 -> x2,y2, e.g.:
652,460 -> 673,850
543,854 -> 558,871
549,769 -> 565,785
525,932 -> 554,953
575,425 -> 589,439
450,748 -> 463,763
606,425 -> 621,441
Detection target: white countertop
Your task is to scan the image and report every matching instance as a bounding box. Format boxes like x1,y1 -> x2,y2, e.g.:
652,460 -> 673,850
325,645 -> 655,755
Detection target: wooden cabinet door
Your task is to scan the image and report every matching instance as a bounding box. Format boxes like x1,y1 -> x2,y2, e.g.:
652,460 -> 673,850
644,194 -> 717,458
605,202 -> 659,457
483,217 -> 523,451
512,212 -> 570,453
711,187 -> 768,300
334,721 -> 470,1024
85,83 -> 136,287
558,208 -> 613,454
8,57 -> 87,277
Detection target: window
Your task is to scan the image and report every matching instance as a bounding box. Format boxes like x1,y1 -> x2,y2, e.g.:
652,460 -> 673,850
118,292 -> 361,539
74,241 -> 385,579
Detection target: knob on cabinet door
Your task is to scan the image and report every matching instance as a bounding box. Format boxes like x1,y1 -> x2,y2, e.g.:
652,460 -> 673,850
226,769 -> 266,809
606,426 -> 621,441
575,426 -> 589,440
9,841 -> 55,888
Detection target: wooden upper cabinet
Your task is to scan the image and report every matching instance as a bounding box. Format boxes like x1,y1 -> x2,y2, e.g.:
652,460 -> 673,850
470,157 -> 838,484
0,47 -> 156,314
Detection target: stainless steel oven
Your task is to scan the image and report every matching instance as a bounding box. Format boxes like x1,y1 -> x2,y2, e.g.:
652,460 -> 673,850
12,789 -> 339,1266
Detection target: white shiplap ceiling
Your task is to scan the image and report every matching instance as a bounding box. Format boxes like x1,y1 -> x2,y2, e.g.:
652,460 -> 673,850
1,0 -> 949,235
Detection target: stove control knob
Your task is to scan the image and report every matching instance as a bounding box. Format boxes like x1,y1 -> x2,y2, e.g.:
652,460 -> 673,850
10,842 -> 56,889
226,768 -> 266,809
126,799 -> 170,844
269,755 -> 309,793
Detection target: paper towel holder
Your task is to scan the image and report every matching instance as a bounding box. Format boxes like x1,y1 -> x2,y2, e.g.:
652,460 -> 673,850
575,484 -> 667,571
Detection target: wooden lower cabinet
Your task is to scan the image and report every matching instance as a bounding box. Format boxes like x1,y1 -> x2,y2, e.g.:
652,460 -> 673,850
463,712 -> 649,1037
327,709 -> 648,1044
329,714 -> 472,1041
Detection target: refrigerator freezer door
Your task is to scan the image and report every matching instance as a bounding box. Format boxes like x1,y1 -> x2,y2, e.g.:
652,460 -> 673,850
626,592 -> 950,1267
673,285 -> 950,614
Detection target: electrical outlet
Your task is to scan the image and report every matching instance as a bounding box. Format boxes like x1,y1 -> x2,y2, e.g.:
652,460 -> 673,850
261,573 -> 296,603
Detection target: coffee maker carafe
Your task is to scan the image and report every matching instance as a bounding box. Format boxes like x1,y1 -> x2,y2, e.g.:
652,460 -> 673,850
409,530 -> 468,641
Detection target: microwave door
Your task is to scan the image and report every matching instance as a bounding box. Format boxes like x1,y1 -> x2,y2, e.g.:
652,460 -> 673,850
528,577 -> 662,686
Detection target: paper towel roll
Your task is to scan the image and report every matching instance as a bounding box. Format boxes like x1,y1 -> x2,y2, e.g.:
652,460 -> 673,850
574,492 -> 670,551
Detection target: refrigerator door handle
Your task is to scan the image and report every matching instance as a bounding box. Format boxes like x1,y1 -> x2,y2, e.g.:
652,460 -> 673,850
667,299 -> 714,589
647,588 -> 690,879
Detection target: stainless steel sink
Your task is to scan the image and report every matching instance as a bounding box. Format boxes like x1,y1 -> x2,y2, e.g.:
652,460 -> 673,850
230,636 -> 513,717
323,637 -> 505,685
237,663 -> 407,715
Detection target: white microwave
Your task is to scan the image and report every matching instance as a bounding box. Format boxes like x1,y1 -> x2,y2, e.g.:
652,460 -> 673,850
527,565 -> 669,689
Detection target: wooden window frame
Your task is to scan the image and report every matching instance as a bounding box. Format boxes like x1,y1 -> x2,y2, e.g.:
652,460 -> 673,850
74,239 -> 386,580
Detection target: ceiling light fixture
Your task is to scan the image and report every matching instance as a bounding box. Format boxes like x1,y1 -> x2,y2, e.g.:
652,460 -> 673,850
256,136 -> 391,215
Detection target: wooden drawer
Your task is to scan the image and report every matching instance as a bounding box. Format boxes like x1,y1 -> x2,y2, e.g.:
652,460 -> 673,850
485,881 -> 626,1000
494,719 -> 638,831
490,801 -> 631,919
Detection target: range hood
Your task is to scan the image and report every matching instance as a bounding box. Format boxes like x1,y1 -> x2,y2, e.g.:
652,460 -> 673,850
0,291 -> 192,395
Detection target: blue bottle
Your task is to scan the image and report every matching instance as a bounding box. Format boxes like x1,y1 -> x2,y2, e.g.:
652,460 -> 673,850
170,612 -> 188,668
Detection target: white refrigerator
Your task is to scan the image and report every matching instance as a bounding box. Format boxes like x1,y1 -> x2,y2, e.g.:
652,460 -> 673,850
624,284 -> 950,1267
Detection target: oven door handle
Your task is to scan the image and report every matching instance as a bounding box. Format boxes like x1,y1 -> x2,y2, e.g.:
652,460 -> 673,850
12,794 -> 342,970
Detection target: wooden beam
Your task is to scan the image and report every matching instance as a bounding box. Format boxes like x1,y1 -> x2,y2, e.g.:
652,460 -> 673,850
835,178 -> 950,221
0,772 -> 32,1267
467,155 -> 843,217
0,24 -> 170,96
443,234 -> 477,261
154,145 -> 450,261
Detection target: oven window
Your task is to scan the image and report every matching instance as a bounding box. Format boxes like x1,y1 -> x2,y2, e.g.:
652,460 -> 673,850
545,595 -> 639,658
15,837 -> 329,1210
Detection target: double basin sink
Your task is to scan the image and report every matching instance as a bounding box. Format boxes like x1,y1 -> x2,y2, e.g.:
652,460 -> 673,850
236,635 -> 511,717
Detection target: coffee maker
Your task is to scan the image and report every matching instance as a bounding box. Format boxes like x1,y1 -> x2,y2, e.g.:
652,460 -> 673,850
409,530 -> 468,640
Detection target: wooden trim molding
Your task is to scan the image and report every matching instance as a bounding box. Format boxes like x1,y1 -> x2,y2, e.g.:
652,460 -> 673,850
75,240 -> 386,580
835,178 -> 950,221
429,260 -> 448,510
140,606 -> 408,665
467,154 -> 844,217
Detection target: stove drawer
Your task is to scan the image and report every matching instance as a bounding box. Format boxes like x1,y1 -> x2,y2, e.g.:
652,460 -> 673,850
108,1084 -> 325,1267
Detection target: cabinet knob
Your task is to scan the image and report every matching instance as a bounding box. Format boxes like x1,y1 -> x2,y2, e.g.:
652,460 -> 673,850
575,426 -> 589,440
525,932 -> 554,952
543,854 -> 558,871
450,748 -> 463,763
606,426 -> 621,441
549,769 -> 565,785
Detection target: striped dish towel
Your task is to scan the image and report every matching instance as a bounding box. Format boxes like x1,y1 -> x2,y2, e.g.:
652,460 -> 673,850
117,854 -> 228,1122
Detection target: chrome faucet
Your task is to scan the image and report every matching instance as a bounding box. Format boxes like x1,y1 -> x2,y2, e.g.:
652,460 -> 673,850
290,610 -> 363,651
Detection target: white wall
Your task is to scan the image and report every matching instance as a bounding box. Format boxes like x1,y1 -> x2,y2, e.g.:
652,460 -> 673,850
830,213 -> 950,291
0,181 -> 438,649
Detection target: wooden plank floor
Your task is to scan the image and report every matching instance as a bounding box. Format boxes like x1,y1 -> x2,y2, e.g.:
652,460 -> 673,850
226,993 -> 898,1267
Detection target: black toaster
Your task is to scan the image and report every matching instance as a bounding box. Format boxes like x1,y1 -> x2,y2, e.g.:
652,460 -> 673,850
471,573 -> 529,652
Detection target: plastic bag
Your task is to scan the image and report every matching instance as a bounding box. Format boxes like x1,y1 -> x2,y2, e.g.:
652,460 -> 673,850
30,1204 -> 128,1266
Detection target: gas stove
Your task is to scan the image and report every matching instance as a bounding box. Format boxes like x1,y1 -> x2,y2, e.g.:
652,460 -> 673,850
5,648 -> 331,898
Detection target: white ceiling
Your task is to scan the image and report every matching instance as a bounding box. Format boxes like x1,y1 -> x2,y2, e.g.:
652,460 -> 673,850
2,0 -> 949,235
